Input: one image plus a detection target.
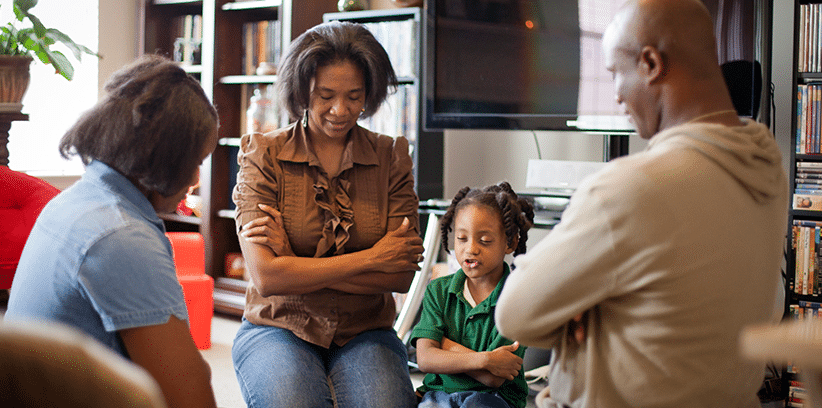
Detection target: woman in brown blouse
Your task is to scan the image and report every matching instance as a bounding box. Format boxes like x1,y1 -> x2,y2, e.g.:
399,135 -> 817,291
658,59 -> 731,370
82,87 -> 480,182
231,21 -> 424,408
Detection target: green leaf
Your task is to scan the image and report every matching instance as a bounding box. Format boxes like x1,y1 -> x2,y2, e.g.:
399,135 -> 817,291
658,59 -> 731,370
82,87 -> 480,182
12,3 -> 25,22
45,28 -> 94,60
26,14 -> 46,38
14,0 -> 39,14
47,50 -> 73,80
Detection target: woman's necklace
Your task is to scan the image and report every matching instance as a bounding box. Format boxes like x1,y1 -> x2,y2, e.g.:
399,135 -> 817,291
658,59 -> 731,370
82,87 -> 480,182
685,109 -> 738,124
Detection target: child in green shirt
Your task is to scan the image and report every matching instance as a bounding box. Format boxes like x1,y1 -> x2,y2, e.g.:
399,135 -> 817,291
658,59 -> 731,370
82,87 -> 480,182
411,182 -> 535,408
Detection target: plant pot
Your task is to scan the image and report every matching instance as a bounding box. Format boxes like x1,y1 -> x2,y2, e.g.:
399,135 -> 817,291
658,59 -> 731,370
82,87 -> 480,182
0,55 -> 33,112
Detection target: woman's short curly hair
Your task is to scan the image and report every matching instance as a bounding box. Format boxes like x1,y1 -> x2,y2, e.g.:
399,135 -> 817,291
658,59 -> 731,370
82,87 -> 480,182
277,20 -> 398,121
59,54 -> 218,197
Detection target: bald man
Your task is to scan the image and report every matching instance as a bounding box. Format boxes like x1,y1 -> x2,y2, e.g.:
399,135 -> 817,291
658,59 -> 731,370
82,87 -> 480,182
495,1 -> 787,407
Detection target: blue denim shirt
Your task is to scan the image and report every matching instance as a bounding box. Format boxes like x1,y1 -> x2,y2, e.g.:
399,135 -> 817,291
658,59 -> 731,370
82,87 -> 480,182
6,161 -> 188,358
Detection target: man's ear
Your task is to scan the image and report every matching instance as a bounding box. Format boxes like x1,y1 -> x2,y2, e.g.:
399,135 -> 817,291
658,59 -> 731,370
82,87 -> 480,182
639,45 -> 666,84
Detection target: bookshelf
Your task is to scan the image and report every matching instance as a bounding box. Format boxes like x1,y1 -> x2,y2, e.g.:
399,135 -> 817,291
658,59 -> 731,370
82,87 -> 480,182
323,7 -> 444,202
787,1 -> 822,405
139,0 -> 340,315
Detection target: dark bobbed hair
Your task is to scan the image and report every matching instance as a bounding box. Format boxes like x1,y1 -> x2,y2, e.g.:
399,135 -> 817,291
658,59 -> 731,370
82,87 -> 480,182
440,181 -> 535,257
59,54 -> 218,197
277,21 -> 398,121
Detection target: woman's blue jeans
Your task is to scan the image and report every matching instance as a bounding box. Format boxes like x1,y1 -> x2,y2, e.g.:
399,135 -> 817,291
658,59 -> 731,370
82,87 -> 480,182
232,320 -> 417,408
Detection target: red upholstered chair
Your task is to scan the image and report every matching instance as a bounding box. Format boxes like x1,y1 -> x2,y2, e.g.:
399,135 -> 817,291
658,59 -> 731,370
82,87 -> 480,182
165,232 -> 214,350
0,166 -> 60,290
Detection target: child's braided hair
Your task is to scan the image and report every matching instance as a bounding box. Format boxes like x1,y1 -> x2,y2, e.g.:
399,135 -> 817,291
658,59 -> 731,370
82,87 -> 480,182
439,181 -> 535,256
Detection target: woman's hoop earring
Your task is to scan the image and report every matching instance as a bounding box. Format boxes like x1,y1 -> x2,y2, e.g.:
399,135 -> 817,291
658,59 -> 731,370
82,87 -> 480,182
302,110 -> 309,128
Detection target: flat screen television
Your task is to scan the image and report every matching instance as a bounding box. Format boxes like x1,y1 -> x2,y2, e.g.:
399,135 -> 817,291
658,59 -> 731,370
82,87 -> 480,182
423,0 -> 772,132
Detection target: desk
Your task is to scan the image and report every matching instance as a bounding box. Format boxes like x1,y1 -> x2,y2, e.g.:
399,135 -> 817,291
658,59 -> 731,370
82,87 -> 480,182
0,112 -> 29,167
393,198 -> 563,342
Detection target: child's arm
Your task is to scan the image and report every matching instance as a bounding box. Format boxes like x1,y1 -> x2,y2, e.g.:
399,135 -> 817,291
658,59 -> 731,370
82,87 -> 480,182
439,337 -> 509,388
416,337 -> 523,388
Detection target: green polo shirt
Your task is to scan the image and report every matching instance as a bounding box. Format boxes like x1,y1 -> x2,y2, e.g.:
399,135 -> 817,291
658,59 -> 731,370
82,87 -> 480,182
410,263 -> 527,408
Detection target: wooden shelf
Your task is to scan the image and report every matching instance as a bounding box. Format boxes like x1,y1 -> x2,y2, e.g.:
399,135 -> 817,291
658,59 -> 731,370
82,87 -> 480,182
140,0 -> 339,281
219,75 -> 278,84
218,137 -> 241,146
153,0 -> 203,5
160,213 -> 202,225
214,277 -> 248,316
181,64 -> 204,74
217,209 -> 237,219
221,0 -> 281,11
799,72 -> 822,82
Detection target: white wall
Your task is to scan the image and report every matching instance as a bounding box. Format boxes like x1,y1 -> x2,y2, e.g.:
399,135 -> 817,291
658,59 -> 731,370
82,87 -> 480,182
771,0 -> 795,178
98,0 -> 140,99
442,130 -> 647,198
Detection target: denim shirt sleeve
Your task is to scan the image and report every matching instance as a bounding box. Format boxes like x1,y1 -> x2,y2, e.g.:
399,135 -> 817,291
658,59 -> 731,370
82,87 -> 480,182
78,224 -> 188,332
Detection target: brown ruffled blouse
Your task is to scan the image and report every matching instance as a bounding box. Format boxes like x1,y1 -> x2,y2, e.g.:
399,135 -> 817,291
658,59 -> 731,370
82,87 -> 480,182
232,123 -> 419,348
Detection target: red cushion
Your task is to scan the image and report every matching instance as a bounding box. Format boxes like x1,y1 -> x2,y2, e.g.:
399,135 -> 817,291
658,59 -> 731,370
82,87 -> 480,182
165,232 -> 206,277
0,167 -> 60,289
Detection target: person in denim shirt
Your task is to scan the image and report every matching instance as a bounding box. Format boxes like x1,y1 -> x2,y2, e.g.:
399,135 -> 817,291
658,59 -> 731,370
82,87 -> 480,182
6,55 -> 219,408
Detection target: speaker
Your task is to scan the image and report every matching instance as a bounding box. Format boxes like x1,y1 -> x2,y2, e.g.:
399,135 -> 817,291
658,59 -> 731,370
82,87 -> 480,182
721,59 -> 762,120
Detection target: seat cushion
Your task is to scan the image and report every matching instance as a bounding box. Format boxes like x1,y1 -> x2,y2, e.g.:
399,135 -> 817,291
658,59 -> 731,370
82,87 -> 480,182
0,167 -> 60,288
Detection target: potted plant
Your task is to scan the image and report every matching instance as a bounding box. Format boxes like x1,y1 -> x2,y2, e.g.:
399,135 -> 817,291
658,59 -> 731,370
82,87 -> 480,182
0,0 -> 97,110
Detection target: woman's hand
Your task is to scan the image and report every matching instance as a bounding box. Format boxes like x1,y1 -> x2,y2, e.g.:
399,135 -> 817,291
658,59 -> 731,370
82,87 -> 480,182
239,204 -> 294,257
368,217 -> 424,273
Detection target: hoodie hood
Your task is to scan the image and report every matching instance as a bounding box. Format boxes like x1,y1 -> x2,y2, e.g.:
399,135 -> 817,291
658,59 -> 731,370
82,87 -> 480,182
647,119 -> 786,203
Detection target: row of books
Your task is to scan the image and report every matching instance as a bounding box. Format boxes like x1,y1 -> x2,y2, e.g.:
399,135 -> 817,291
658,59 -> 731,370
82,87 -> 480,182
791,220 -> 822,295
788,381 -> 807,408
171,14 -> 203,65
242,20 -> 282,75
798,3 -> 822,73
794,162 -> 822,211
357,83 -> 419,145
785,304 -> 821,396
360,19 -> 418,78
784,305 -> 821,407
789,301 -> 822,319
796,84 -> 822,154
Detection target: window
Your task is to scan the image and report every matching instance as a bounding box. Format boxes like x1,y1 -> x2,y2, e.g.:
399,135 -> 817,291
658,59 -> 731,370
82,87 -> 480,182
4,0 -> 99,176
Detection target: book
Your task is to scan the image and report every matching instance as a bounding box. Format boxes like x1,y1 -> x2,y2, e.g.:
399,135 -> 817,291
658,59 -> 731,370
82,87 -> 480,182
800,4 -> 806,73
815,85 -> 821,153
799,300 -> 822,309
242,20 -> 281,75
816,226 -> 821,296
804,226 -> 810,295
798,84 -> 805,154
802,85 -> 812,153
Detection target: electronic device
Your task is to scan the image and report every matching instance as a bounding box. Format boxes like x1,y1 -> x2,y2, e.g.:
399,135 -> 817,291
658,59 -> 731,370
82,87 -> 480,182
423,0 -> 771,132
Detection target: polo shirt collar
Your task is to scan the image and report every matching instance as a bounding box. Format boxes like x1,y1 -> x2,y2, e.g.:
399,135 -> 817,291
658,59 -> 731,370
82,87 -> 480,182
447,262 -> 512,310
276,123 -> 381,169
84,160 -> 164,229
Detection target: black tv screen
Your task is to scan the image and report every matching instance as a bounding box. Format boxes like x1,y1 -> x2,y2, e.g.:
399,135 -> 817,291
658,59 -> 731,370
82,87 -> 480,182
423,0 -> 771,132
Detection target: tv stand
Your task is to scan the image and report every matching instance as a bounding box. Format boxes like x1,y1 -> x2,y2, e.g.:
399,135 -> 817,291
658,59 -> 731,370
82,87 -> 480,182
603,134 -> 630,161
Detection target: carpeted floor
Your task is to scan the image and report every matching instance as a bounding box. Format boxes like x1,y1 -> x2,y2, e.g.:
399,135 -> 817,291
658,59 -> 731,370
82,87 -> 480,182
200,313 -> 245,408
